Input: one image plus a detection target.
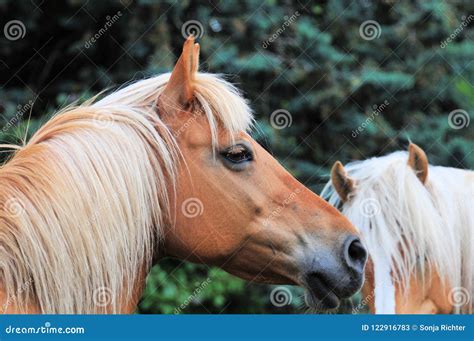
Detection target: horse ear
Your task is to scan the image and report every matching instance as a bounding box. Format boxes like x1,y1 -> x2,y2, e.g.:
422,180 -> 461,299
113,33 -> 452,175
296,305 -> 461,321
331,161 -> 355,202
407,143 -> 428,184
156,36 -> 200,114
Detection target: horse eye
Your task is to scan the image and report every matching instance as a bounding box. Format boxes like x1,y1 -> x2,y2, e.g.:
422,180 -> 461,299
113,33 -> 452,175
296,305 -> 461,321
220,144 -> 254,169
223,145 -> 253,163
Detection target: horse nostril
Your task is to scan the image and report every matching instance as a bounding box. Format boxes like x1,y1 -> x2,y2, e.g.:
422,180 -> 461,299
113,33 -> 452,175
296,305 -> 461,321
348,239 -> 365,261
343,236 -> 367,273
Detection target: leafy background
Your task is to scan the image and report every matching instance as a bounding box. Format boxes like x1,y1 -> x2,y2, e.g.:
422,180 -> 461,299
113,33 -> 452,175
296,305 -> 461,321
0,0 -> 472,313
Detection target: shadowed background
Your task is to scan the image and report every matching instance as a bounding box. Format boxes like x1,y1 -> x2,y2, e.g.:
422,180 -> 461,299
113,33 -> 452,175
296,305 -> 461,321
1,0 -> 472,313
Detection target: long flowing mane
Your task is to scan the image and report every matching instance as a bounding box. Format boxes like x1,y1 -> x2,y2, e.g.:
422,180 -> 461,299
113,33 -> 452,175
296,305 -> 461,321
0,73 -> 253,313
322,151 -> 473,314
426,165 -> 473,313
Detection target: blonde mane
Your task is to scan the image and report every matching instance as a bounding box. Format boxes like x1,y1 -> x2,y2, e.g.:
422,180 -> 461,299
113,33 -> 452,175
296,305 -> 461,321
0,72 -> 253,313
426,165 -> 473,314
322,151 -> 473,314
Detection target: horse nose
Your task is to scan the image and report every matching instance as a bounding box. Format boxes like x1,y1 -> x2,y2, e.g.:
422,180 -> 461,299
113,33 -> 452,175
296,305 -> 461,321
300,233 -> 367,309
342,235 -> 367,274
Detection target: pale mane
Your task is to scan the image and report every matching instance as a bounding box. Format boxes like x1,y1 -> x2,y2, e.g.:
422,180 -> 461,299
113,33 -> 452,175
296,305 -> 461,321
322,151 -> 472,313
0,72 -> 253,313
427,166 -> 473,314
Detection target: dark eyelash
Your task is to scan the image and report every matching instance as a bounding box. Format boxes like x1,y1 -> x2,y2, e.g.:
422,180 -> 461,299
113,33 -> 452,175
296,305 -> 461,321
220,144 -> 254,168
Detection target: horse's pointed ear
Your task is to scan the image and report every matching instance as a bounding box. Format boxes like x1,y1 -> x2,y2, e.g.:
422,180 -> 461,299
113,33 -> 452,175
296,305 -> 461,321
156,36 -> 200,114
407,143 -> 428,183
331,161 -> 355,202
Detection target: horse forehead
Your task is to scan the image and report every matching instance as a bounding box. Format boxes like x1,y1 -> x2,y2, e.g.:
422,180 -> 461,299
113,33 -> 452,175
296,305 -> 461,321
178,120 -> 249,148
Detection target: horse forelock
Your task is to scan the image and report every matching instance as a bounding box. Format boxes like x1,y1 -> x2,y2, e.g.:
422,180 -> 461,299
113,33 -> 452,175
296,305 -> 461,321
0,72 -> 253,313
322,151 -> 472,313
96,72 -> 254,143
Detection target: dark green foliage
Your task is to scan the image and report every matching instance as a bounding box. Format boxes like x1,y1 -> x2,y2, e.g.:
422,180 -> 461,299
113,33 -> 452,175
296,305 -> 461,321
1,0 -> 472,313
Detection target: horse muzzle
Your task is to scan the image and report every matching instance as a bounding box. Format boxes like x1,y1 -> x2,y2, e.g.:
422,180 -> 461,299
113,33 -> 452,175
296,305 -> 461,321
300,234 -> 367,309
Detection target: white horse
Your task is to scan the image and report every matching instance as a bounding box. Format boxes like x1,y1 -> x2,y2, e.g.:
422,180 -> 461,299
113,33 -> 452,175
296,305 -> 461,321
322,143 -> 473,314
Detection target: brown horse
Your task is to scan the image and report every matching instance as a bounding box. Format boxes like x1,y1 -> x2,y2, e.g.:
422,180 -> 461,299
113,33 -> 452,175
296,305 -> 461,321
323,144 -> 472,314
0,37 -> 367,314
